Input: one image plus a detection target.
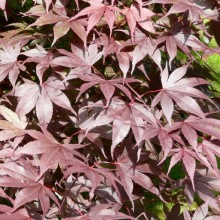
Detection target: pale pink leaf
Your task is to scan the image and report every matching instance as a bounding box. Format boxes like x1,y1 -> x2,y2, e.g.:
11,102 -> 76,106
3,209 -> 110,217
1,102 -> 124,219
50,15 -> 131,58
183,210 -> 192,220
160,93 -> 174,125
129,171 -> 160,196
172,95 -> 204,118
13,187 -> 40,211
111,119 -> 130,156
52,21 -> 70,46
0,130 -> 24,141
100,82 -> 115,106
192,201 -> 209,220
161,64 -> 169,87
183,153 -> 196,190
0,105 -> 26,129
182,124 -> 198,148
36,88 -> 53,126
166,66 -> 187,86
104,8 -> 115,36
87,9 -> 104,34
15,80 -> 40,114
132,42 -> 148,73
166,36 -> 177,67
168,151 -> 183,174
117,52 -> 130,78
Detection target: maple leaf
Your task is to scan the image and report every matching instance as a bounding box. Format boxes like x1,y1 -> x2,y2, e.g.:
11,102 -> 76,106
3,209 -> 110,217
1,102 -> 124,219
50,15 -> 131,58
52,43 -> 102,76
163,29 -> 206,61
156,31 -> 183,67
198,140 -> 220,177
74,104 -> 110,157
70,1 -> 120,36
0,206 -> 32,220
0,105 -> 27,141
142,119 -> 174,163
0,41 -> 25,86
0,160 -> 60,217
184,201 -> 209,220
89,98 -> 158,157
64,203 -> 135,219
168,117 -> 220,175
76,73 -> 139,105
63,161 -> 102,199
30,10 -> 87,45
97,34 -> 134,78
152,65 -> 211,125
122,5 -> 155,40
1,0 -> 220,218
132,36 -> 161,73
116,52 -> 130,78
181,172 -> 220,209
149,0 -> 217,21
168,148 -> 197,189
63,159 -> 123,200
22,44 -> 53,84
171,116 -> 220,149
15,76 -> 75,126
98,34 -> 121,58
87,208 -> 134,220
115,151 -> 161,203
17,128 -> 85,173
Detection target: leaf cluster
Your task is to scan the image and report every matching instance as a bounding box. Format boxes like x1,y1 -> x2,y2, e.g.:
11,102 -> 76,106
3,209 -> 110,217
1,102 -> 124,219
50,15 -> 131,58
0,0 -> 220,219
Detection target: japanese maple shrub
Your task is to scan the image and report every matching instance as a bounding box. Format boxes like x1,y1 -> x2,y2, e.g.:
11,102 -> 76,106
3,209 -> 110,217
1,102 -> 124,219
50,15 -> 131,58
0,0 -> 220,219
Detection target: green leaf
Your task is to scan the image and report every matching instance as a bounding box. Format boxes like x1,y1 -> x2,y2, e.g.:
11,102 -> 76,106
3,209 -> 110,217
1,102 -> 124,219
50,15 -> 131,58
202,53 -> 220,94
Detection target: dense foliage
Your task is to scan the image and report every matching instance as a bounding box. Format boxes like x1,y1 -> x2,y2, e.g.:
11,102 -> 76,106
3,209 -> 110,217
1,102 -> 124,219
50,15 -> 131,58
0,0 -> 220,219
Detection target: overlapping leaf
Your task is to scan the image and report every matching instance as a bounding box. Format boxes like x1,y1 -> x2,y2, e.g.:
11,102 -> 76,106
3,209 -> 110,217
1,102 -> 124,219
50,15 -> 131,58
70,1 -> 120,36
52,43 -> 102,76
0,41 -> 25,86
76,73 -> 139,105
152,65 -> 210,124
15,76 -> 75,126
0,160 -> 60,216
17,128 -> 85,173
0,0 -> 219,219
0,105 -> 27,141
